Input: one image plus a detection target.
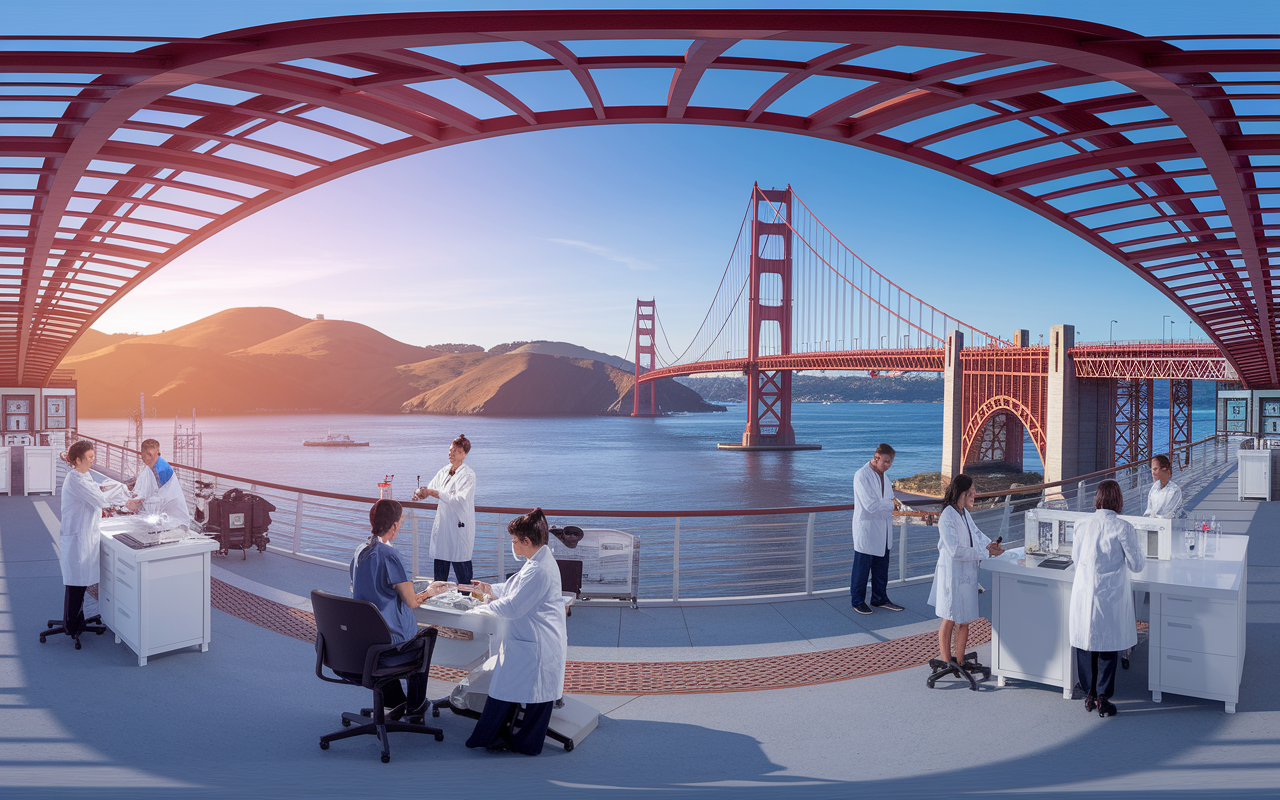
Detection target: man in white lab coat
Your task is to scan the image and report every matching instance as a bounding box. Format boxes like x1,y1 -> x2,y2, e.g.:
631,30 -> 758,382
851,443 -> 904,615
413,434 -> 477,586
131,439 -> 193,529
1143,453 -> 1183,519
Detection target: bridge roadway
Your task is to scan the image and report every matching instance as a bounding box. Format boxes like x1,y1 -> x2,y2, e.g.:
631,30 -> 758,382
637,341 -> 1232,383
3,465 -> 1279,797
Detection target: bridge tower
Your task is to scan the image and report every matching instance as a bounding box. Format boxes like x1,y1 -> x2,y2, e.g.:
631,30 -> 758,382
632,299 -> 657,416
741,184 -> 797,447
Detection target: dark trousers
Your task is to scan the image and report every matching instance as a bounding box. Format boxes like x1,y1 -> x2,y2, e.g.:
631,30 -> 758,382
465,697 -> 556,756
63,585 -> 88,637
434,559 -> 473,585
850,549 -> 890,606
1075,649 -> 1119,700
379,671 -> 429,714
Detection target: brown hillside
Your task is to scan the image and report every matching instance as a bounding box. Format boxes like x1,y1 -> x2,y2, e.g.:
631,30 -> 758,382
65,330 -> 136,359
401,354 -> 633,416
396,352 -> 494,395
63,342 -> 314,416
233,319 -> 441,368
133,307 -> 310,354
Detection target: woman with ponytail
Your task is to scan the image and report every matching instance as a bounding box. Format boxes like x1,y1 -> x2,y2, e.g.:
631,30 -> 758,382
466,507 -> 567,755
348,499 -> 449,715
928,473 -> 1003,666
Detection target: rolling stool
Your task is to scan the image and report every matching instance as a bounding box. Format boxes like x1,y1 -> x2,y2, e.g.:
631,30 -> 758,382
39,615 -> 106,650
926,652 -> 990,691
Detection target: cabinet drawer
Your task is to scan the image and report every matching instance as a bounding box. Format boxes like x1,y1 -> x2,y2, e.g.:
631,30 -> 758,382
1161,593 -> 1237,625
1158,648 -> 1237,696
1160,614 -> 1238,657
114,604 -> 140,644
113,575 -> 138,613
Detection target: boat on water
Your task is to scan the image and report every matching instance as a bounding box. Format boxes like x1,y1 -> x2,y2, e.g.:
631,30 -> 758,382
302,431 -> 369,447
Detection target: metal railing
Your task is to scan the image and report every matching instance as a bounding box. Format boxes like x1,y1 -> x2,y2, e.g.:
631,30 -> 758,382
72,432 -> 1240,606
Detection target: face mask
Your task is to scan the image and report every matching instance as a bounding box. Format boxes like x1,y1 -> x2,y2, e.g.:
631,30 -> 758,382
511,542 -> 526,563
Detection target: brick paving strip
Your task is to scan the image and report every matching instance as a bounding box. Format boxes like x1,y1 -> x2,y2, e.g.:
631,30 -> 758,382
94,579 -> 992,695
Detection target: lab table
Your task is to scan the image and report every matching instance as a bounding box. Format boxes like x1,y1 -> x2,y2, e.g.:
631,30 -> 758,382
98,517 -> 219,666
981,535 -> 1248,712
414,600 -> 599,749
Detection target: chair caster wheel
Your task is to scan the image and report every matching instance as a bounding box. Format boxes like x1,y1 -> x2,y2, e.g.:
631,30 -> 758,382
926,678 -> 936,689
564,741 -> 574,752
319,740 -> 329,750
74,640 -> 82,650
341,719 -> 351,728
434,733 -> 444,742
95,629 -> 104,635
432,709 -> 440,718
381,754 -> 390,764
47,622 -> 55,629
39,636 -> 46,644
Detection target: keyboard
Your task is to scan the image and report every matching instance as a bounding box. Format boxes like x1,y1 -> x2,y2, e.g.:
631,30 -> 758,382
114,533 -> 161,550
113,531 -> 184,550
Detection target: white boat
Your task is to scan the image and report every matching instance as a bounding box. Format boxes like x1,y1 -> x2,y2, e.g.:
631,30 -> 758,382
302,431 -> 369,447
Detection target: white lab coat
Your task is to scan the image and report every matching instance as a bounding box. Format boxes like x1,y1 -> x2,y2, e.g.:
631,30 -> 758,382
133,463 -> 193,529
59,469 -> 110,586
480,546 -> 566,704
1144,479 -> 1183,519
927,506 -> 991,624
1069,509 -> 1147,652
427,463 -> 476,563
852,462 -> 894,556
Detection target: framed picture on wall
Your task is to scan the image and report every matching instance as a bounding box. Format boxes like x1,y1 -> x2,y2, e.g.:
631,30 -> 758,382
6,398 -> 29,414
46,396 -> 67,429
1225,398 -> 1248,431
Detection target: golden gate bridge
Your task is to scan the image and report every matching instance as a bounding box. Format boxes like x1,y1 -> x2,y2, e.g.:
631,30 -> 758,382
632,184 -> 1233,483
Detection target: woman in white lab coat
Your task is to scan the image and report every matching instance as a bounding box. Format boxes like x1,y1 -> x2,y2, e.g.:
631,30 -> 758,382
1143,453 -> 1183,519
466,508 -> 566,755
928,474 -> 1003,664
412,434 -> 477,586
58,441 -> 116,637
1069,479 -> 1146,717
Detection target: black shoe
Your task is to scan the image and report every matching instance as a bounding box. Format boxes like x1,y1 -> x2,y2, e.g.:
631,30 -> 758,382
852,603 -> 873,615
1121,656 -> 1130,670
871,600 -> 905,612
1097,699 -> 1118,718
1085,694 -> 1097,712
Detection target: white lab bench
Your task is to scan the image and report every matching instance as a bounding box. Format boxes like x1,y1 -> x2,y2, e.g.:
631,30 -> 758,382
98,518 -> 219,666
414,600 -> 599,749
982,534 -> 1248,712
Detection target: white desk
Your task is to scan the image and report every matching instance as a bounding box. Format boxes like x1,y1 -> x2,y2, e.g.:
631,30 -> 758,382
414,601 -> 599,749
982,535 -> 1248,712
99,518 -> 218,666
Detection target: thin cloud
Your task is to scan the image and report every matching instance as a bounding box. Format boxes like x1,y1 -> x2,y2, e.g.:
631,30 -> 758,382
547,238 -> 659,272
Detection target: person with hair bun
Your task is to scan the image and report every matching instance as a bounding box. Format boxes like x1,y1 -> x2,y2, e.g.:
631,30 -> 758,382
57,441 -> 116,638
466,508 -> 567,755
1143,453 -> 1183,519
413,434 -> 477,587
347,499 -> 449,716
928,473 -> 1003,664
1068,479 -> 1146,717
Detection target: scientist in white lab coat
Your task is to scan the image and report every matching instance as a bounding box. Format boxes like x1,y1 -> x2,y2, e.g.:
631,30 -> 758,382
412,434 -> 476,586
1069,479 -> 1147,718
59,441 -> 126,637
851,443 -> 904,614
928,473 -> 1004,664
131,438 -> 193,529
1144,453 -> 1183,519
466,508 -> 566,755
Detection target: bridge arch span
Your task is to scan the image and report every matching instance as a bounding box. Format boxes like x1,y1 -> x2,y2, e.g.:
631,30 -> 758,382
961,395 -> 1046,471
4,11 -> 1275,386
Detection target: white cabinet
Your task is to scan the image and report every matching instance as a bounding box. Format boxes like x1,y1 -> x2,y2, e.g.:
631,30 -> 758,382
24,446 -> 57,495
991,571 -> 1073,697
99,521 -> 217,666
0,446 -> 9,495
1238,450 -> 1271,500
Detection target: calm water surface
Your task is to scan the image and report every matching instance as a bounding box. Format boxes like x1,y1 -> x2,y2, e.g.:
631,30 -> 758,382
80,403 -> 1215,511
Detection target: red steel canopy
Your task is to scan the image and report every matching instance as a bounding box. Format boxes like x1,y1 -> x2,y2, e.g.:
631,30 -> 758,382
1,10 -> 1277,386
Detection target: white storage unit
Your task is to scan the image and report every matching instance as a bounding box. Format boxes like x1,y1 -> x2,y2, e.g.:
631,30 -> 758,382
23,445 -> 57,495
1238,449 -> 1272,500
99,519 -> 218,666
983,535 -> 1248,713
0,446 -> 9,495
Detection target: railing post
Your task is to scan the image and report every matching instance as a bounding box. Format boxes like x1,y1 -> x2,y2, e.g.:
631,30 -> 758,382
496,513 -> 504,580
410,507 -> 419,578
804,512 -> 815,595
672,518 -> 680,601
1076,481 -> 1086,511
292,492 -> 304,555
898,523 -> 907,581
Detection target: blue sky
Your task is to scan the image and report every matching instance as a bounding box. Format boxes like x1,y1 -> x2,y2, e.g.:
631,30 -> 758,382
9,0 -> 1277,357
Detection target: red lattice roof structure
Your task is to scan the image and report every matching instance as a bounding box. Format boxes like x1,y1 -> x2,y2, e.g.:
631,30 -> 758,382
2,11 -> 1277,386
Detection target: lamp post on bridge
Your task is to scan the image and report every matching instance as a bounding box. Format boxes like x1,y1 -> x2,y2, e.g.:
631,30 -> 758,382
1163,314 -> 1171,343
1110,319 -> 1118,341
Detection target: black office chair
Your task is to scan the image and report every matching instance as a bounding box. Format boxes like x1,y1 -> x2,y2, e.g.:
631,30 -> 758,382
39,591 -> 106,650
311,590 -> 445,763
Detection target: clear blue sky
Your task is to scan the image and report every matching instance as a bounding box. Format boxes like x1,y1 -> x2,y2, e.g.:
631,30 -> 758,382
10,1 -> 1277,357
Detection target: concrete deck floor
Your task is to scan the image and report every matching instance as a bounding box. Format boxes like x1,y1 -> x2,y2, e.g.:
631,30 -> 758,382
1,464 -> 1278,799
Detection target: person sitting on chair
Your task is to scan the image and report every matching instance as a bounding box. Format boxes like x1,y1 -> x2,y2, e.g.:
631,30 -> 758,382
348,499 -> 448,718
466,508 -> 567,755
928,473 -> 1003,666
